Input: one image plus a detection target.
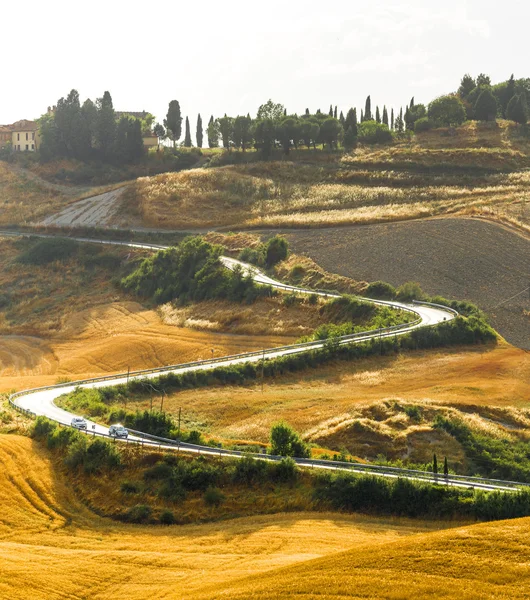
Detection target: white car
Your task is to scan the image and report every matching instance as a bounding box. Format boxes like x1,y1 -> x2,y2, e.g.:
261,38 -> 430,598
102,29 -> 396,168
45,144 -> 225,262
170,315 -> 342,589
71,417 -> 87,430
109,424 -> 129,439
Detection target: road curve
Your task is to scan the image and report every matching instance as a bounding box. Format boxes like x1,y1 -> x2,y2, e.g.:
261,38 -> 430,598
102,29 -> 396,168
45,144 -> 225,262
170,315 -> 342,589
6,233 -> 522,492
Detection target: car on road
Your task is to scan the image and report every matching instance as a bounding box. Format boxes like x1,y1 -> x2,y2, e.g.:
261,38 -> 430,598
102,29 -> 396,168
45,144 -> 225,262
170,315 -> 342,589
109,424 -> 129,439
71,417 -> 87,430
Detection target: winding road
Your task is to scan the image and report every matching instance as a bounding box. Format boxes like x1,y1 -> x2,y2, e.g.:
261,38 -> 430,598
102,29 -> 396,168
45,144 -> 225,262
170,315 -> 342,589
5,233 -> 525,492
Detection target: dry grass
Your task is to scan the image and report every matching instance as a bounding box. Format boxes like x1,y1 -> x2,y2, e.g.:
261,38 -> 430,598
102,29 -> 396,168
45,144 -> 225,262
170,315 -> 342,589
0,434 -> 449,599
127,121 -> 530,232
116,343 -> 530,451
0,161 -> 121,226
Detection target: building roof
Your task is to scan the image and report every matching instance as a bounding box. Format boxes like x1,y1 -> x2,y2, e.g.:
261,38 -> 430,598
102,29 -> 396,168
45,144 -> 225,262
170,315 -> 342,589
11,120 -> 38,131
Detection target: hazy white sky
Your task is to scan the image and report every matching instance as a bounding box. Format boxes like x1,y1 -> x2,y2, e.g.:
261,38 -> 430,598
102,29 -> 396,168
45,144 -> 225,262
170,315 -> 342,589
2,0 -> 528,129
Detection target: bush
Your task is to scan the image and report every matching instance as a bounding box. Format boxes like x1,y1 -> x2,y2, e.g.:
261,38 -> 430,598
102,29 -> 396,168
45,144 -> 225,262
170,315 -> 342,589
232,455 -> 268,485
265,235 -> 289,268
238,247 -> 265,267
396,281 -> 425,302
121,481 -> 141,494
126,504 -> 152,523
271,457 -> 299,483
414,117 -> 434,132
203,487 -> 225,507
158,476 -> 187,502
32,416 -> 57,439
357,121 -> 392,144
143,462 -> 174,481
18,237 -> 79,266
428,95 -> 466,127
159,510 -> 177,525
365,281 -> 396,299
270,422 -> 310,458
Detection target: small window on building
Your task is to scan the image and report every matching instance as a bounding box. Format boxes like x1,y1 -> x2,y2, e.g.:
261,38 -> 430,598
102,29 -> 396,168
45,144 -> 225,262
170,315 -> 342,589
26,133 -> 28,140
17,133 -> 20,141
25,144 -> 29,151
32,132 -> 35,140
31,144 -> 35,150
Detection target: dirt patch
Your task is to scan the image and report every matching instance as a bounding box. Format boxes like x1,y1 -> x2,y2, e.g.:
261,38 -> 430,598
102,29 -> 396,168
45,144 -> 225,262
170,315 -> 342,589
269,218 -> 530,349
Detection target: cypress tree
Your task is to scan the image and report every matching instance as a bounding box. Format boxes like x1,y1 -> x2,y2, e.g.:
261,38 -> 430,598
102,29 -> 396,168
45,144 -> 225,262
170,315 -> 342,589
503,74 -> 516,117
334,105 -> 338,119
382,106 -> 389,126
343,126 -> 357,150
305,108 -> 310,116
506,94 -> 528,124
284,108 -> 287,117
164,100 -> 182,147
96,91 -> 116,160
329,104 -> 333,117
474,89 -> 498,122
433,453 -> 438,474
364,96 -> 372,121
375,106 -> 381,123
410,96 -> 415,108
184,116 -> 192,146
353,108 -> 357,126
196,114 -> 203,148
360,109 -> 364,123
207,115 -> 219,148
339,111 -> 345,127
443,457 -> 449,477
391,108 -> 394,130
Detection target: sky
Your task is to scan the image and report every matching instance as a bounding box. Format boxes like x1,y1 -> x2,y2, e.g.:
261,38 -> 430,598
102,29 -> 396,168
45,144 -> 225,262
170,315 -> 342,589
2,0 -> 529,131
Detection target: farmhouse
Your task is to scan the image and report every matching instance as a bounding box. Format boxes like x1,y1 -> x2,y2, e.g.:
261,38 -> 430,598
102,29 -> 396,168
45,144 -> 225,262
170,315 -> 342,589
1,120 -> 39,152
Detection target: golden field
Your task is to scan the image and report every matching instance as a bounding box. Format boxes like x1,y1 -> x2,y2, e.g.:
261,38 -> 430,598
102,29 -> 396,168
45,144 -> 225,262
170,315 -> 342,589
0,434 -> 453,600
126,121 -> 530,233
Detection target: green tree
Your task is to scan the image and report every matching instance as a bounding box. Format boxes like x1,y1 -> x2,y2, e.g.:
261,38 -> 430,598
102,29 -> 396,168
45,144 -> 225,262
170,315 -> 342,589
254,118 -> 276,158
506,94 -> 528,124
217,115 -> 234,149
265,235 -> 288,267
276,117 -> 300,154
257,99 -> 285,122
329,104 -> 333,117
128,118 -> 145,162
207,116 -> 219,148
364,95 -> 372,121
80,98 -> 98,154
232,115 -> 253,151
444,456 -> 449,476
476,73 -> 491,87
406,103 -> 426,130
184,116 -> 192,147
300,119 -> 319,149
458,74 -> 476,98
433,453 -> 438,474
343,125 -> 357,150
339,110 -> 345,127
96,91 -> 116,160
474,88 -> 498,121
357,121 -> 392,144
319,117 -> 343,150
428,95 -> 466,127
391,108 -> 394,130
382,106 -> 389,127
375,106 -> 381,123
164,100 -> 182,148
344,108 -> 357,136
37,112 -> 61,161
153,123 -> 165,148
196,114 -> 203,148
270,422 -> 309,458
54,89 -> 86,159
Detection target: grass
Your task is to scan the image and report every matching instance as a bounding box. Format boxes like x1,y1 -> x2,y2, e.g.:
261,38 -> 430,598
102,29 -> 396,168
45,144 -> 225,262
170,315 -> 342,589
125,120 -> 530,233
0,433 -> 453,600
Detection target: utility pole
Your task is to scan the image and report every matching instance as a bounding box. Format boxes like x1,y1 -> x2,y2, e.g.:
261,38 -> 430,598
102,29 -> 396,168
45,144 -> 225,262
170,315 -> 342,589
127,366 -> 130,384
261,349 -> 265,393
177,407 -> 181,440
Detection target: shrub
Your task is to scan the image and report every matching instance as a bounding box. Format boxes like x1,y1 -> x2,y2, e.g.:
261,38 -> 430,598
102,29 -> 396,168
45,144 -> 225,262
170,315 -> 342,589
282,292 -> 298,307
428,95 -> 466,127
265,235 -> 289,267
158,476 -> 187,502
126,504 -> 152,523
414,117 -> 434,132
396,281 -> 425,302
365,281 -> 396,299
18,237 -> 79,266
32,416 -> 57,439
121,481 -> 141,494
178,461 -> 221,491
204,486 -> 225,507
357,120 -> 392,144
238,247 -> 265,267
159,510 -> 177,525
143,462 -> 174,481
270,422 -> 310,458
232,455 -> 268,485
271,457 -> 299,483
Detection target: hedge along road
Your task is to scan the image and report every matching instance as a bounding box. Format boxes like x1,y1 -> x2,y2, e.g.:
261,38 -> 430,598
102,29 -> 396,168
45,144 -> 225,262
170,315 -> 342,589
4,231 -> 520,492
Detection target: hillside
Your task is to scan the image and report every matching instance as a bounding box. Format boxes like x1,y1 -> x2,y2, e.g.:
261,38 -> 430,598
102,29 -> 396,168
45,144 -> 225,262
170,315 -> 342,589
0,434 -> 446,599
124,121 -> 530,234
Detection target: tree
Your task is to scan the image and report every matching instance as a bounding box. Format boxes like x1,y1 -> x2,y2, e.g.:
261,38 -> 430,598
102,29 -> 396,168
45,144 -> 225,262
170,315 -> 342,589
344,108 -> 357,136
276,117 -> 299,154
343,126 -> 357,150
127,118 -> 144,162
164,100 -> 182,147
458,74 -> 476,98
382,106 -> 389,127
474,89 -> 498,121
360,109 -> 364,123
334,106 -> 338,119
232,115 -> 253,151
499,74 -> 517,117
364,95 -> 372,121
476,73 -> 491,87
443,457 -> 449,477
375,106 -> 381,123
196,114 -> 203,148
406,103 -> 426,130
394,110 -> 404,134
410,97 -> 415,108
339,110 -> 345,127
265,235 -> 288,266
357,121 -> 392,144
270,422 -> 309,458
153,123 -> 165,149
207,115 -> 219,148
300,119 -> 320,149
184,116 -> 192,147
391,108 -> 394,130
433,453 -> 438,474
506,94 -> 528,124
217,115 -> 234,149
54,89 -> 89,159
254,118 -> 276,158
257,99 -> 285,122
428,95 -> 466,127
96,91 -> 116,160
319,117 -> 343,150
305,108 -> 310,116
80,98 -> 98,154
329,104 -> 333,117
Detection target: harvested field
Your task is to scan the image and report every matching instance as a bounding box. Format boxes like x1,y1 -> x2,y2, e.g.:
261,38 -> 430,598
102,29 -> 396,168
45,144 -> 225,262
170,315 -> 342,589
275,218 -> 530,349
0,434 -> 448,599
